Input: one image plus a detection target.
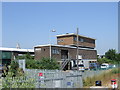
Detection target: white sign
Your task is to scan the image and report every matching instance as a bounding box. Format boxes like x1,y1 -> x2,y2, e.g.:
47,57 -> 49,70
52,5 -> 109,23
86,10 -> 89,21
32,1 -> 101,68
18,59 -> 25,71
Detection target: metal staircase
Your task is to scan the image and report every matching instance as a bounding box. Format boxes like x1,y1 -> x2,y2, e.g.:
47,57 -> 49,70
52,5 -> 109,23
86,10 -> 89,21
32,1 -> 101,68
60,59 -> 71,70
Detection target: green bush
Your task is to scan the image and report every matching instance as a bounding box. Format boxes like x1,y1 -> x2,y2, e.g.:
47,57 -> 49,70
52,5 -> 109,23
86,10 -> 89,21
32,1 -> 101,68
39,58 -> 60,69
3,60 -> 19,77
26,59 -> 38,69
2,76 -> 35,88
3,60 -> 25,77
26,58 -> 60,69
2,61 -> 35,88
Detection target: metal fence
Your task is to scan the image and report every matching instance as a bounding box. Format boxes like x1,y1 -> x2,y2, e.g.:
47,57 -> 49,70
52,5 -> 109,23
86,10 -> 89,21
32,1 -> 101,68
24,68 -> 113,88
82,70 -> 105,80
25,69 -> 83,88
2,68 -> 118,88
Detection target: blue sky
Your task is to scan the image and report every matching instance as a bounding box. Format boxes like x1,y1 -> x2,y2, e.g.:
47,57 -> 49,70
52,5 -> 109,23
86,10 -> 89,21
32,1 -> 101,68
2,2 -> 118,54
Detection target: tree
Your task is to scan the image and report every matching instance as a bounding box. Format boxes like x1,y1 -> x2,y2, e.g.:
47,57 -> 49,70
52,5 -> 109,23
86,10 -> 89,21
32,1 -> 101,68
116,53 -> 120,62
97,49 -> 120,64
97,58 -> 112,64
16,52 -> 34,60
105,49 -> 116,60
26,59 -> 38,69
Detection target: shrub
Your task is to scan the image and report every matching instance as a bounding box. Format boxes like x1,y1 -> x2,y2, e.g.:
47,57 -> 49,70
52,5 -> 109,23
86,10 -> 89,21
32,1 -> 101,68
39,58 -> 60,69
2,61 -> 35,88
2,76 -> 35,88
11,61 -> 18,75
26,58 -> 60,69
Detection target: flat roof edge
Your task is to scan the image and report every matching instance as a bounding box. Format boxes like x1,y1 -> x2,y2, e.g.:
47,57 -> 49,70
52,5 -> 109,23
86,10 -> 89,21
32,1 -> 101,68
0,47 -> 34,52
56,33 -> 96,40
34,44 -> 96,51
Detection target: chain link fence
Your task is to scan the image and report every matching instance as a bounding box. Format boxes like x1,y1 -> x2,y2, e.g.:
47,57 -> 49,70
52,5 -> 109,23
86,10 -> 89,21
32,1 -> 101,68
24,68 -> 113,88
2,61 -> 120,88
25,69 -> 83,88
2,68 -> 118,88
82,70 -> 105,80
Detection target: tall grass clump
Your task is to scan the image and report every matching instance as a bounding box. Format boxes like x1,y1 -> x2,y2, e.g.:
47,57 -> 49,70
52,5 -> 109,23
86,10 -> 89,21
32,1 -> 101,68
83,68 -> 120,87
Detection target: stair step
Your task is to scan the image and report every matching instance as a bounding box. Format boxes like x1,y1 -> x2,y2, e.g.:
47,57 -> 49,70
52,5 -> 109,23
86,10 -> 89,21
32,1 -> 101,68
60,59 -> 71,70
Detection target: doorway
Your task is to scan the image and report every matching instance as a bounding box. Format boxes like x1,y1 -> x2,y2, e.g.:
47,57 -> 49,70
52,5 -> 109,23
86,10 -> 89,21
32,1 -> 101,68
61,50 -> 68,59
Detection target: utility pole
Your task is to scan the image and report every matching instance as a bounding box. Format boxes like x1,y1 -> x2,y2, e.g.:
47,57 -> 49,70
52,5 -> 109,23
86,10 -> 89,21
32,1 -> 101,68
76,28 -> 79,70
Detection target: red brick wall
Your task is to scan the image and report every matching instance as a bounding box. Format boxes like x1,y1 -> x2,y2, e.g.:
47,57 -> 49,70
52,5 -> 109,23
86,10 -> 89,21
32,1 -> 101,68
35,46 -> 97,60
57,35 -> 95,48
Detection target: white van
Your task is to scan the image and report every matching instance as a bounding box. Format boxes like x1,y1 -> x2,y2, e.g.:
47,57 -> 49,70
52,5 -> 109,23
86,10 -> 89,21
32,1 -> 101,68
72,64 -> 85,71
101,63 -> 109,69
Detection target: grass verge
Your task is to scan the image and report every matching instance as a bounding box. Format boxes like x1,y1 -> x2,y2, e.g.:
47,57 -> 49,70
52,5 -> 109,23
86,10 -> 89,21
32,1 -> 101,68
83,68 -> 120,88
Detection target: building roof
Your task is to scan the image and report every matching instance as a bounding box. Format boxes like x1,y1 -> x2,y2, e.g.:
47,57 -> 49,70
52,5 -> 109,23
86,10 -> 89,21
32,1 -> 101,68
56,33 -> 96,40
34,44 -> 96,51
0,47 -> 34,52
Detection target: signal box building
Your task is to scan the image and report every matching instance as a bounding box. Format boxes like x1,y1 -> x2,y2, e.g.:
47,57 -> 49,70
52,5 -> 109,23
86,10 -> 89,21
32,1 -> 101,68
34,33 -> 97,70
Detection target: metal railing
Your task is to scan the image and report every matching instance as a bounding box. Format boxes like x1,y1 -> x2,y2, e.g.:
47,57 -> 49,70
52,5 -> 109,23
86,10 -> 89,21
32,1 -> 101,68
60,59 -> 71,70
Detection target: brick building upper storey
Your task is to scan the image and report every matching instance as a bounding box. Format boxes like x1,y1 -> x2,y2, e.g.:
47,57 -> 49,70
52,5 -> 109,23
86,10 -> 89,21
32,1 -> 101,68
57,33 -> 95,49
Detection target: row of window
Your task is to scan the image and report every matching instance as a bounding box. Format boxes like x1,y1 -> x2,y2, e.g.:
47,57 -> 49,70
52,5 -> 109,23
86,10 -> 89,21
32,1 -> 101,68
57,37 -> 95,44
74,37 -> 95,44
57,39 -> 64,43
57,38 -> 84,42
52,49 -> 60,54
74,37 -> 84,42
35,48 -> 60,55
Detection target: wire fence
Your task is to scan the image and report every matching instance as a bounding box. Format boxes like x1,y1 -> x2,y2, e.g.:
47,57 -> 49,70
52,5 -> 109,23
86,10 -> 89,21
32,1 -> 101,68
24,68 -> 113,88
82,70 -> 105,80
25,69 -> 83,88
2,64 -> 120,88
